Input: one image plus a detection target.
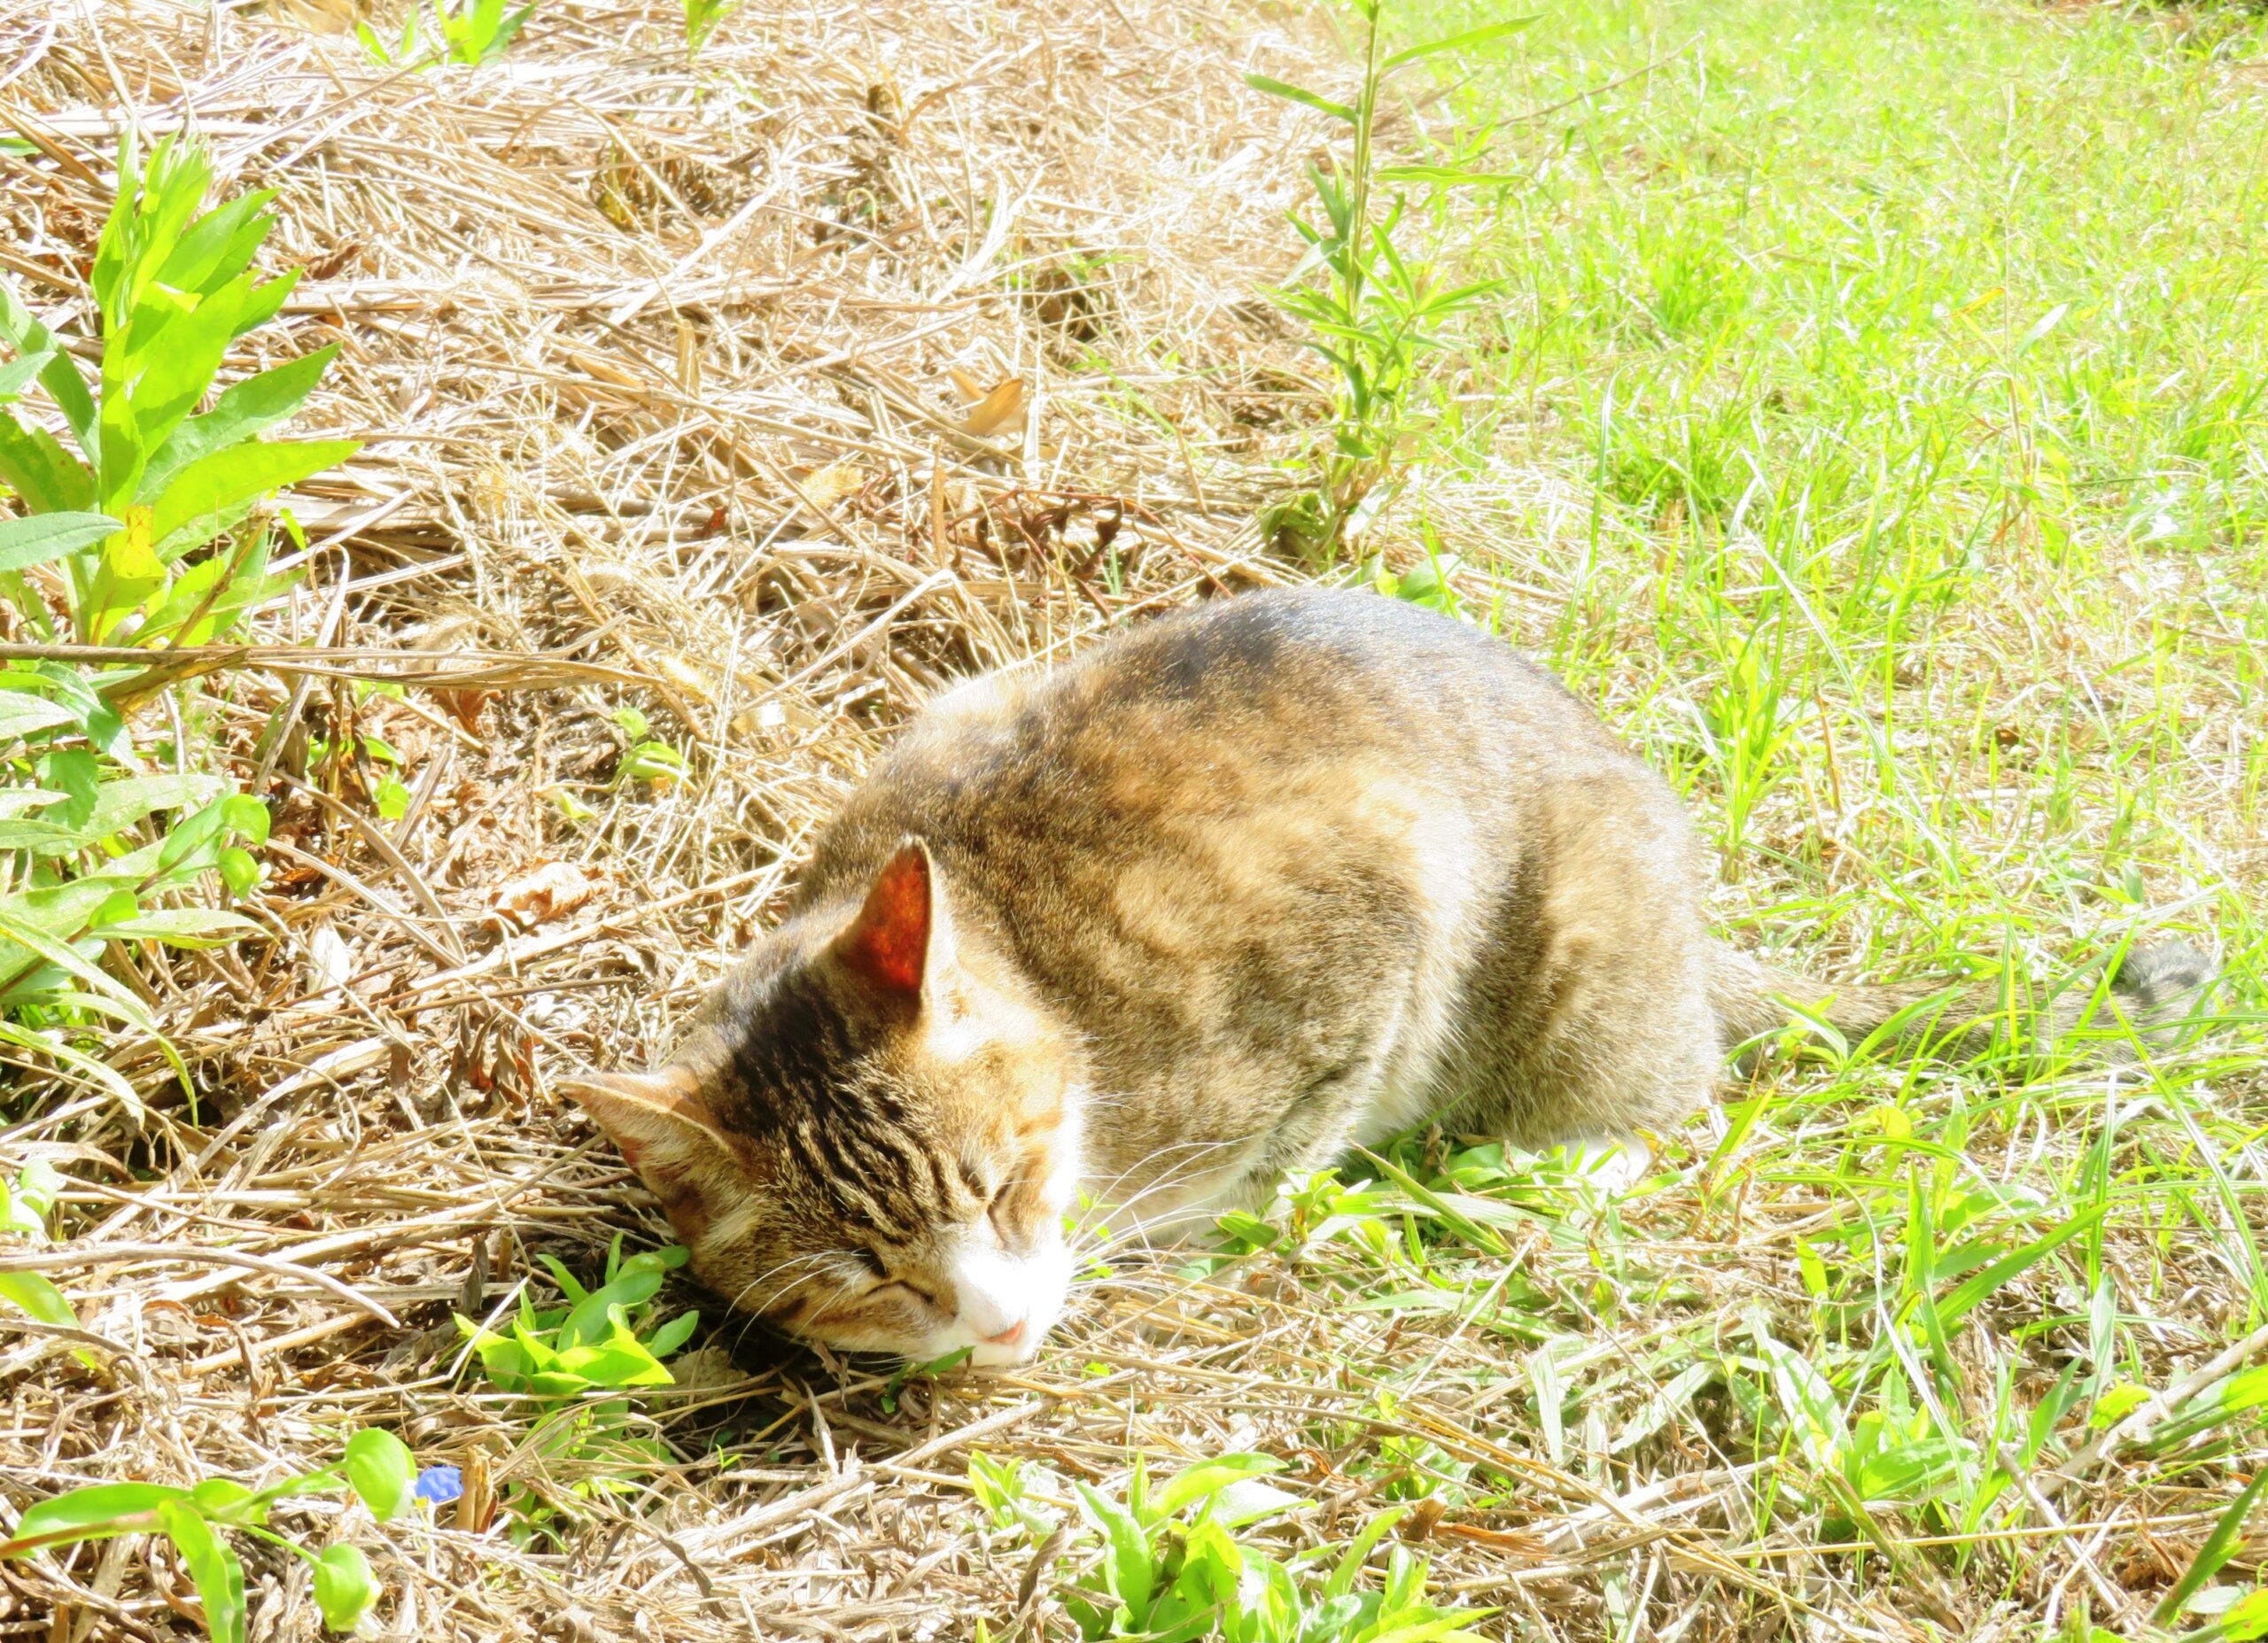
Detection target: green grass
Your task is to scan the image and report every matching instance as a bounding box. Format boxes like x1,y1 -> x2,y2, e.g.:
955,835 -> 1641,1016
1186,0 -> 2268,1634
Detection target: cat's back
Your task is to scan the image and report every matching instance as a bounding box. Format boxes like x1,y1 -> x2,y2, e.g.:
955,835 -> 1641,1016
805,588 -> 1646,903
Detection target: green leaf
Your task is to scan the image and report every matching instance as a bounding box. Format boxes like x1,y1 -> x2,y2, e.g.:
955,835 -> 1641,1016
1146,1453 -> 1285,1524
218,847 -> 260,896
1328,1507 -> 1409,1600
139,345 -> 340,504
0,348 -> 53,401
82,772 -> 227,839
0,691 -> 82,746
2156,1472 -> 2268,1625
0,414 -> 94,515
1936,1206 -> 2106,1328
345,1428 -> 416,1523
5,1481 -> 187,1551
553,1335 -> 674,1388
0,1269 -> 79,1331
93,909 -> 264,947
313,1542 -> 378,1632
220,794 -> 271,847
1382,16 -> 1537,70
2218,1589 -> 2268,1641
645,1309 -> 700,1358
0,286 -> 97,454
158,795 -> 235,872
185,1479 -> 266,1527
0,887 -> 163,1024
1374,166 -> 1531,187
1244,73 -> 1357,122
556,1262 -> 668,1348
1752,1324 -> 1850,1467
0,511 -> 120,574
149,438 -> 360,561
1075,1483 -> 1155,1616
114,274 -> 261,505
157,190 -> 274,298
158,1500 -> 246,1643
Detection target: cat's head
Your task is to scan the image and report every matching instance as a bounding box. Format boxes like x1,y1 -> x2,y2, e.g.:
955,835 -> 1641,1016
561,840 -> 1080,1366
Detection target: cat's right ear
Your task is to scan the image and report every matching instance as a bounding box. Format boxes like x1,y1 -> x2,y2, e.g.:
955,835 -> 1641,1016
558,1068 -> 737,1197
829,838 -> 955,1004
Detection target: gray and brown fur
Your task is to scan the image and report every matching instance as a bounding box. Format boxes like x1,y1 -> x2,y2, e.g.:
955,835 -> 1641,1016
566,587 -> 2211,1360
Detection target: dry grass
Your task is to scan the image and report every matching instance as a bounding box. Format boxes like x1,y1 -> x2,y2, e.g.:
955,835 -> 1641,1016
3,0 -> 2265,1639
0,0 -> 1374,1634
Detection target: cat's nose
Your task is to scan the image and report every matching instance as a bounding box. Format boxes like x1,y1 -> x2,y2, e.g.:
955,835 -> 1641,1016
981,1317 -> 1026,1348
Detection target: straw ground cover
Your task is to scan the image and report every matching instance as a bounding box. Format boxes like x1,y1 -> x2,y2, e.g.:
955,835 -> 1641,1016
0,0 -> 2263,1638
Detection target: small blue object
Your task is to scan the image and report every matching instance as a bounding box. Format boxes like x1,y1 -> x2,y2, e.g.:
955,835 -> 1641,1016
412,1465 -> 463,1506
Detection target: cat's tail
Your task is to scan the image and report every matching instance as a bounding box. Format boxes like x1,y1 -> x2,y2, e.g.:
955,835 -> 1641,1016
1707,937 -> 2216,1065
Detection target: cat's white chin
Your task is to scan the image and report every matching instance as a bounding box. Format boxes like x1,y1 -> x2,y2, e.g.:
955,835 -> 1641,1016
930,1236 -> 1074,1368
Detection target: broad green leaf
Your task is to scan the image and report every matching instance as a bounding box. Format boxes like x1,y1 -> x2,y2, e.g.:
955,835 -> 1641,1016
313,1542 -> 378,1632
2220,1590 -> 2268,1641
0,877 -> 140,948
157,1500 -> 246,1643
0,894 -> 159,1026
0,348 -> 52,401
645,1309 -> 700,1358
94,376 -> 148,519
1147,1453 -> 1285,1523
150,438 -> 358,561
221,794 -> 271,847
1210,1477 -> 1305,1527
344,1428 -> 416,1522
138,345 -> 339,504
0,415 -> 94,515
0,511 -> 123,574
157,796 -> 234,872
119,271 -> 258,476
82,773 -> 227,839
0,1267 -> 96,1372
82,508 -> 166,639
1382,16 -> 1537,69
156,190 -> 274,298
0,287 -> 97,453
6,1481 -> 187,1550
0,789 -> 69,818
0,1270 -> 79,1330
1244,73 -> 1356,122
1075,1483 -> 1155,1615
0,692 -> 82,745
557,1264 -> 667,1348
537,1251 -> 591,1304
1327,1508 -> 1409,1600
186,1479 -> 263,1525
218,847 -> 260,895
553,1336 -> 673,1388
1753,1325 -> 1850,1467
231,269 -> 298,340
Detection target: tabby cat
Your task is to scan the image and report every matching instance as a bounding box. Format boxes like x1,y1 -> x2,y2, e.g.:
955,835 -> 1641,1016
565,588 -> 2208,1366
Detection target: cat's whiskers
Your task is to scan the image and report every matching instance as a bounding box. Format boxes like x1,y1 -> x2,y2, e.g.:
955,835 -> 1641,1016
1066,1136 -> 1258,1260
727,1248 -> 860,1317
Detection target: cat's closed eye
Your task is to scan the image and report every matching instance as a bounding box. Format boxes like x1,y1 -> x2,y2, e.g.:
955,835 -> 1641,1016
851,1253 -> 944,1312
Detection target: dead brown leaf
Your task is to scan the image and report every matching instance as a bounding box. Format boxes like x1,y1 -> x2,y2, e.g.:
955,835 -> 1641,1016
485,861 -> 603,931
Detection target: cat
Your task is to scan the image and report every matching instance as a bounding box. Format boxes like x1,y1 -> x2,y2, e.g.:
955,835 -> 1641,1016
563,586 -> 2210,1367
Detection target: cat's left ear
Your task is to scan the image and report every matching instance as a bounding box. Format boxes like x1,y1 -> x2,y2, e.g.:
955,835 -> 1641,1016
559,1067 -> 734,1186
831,837 -> 956,1004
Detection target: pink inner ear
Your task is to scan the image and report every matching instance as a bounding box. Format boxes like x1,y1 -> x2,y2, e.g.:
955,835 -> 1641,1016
841,844 -> 930,996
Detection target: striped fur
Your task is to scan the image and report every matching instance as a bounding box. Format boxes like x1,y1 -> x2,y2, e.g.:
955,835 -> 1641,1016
565,587 -> 2212,1364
